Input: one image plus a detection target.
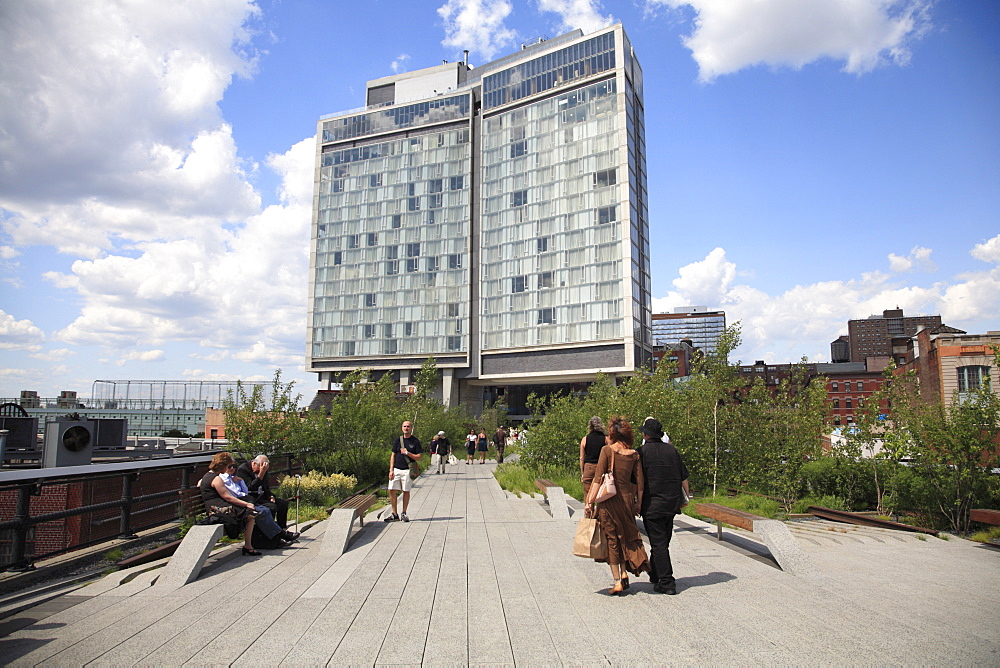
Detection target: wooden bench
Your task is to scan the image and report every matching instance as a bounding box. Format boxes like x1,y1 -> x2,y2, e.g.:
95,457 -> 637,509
534,478 -> 556,494
696,502 -> 762,539
533,479 -> 571,520
971,509 -> 1000,526
694,502 -> 819,578
328,493 -> 378,526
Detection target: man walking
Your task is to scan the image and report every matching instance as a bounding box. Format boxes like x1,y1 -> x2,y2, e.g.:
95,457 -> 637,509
638,417 -> 690,595
433,430 -> 450,474
386,420 -> 422,522
493,426 -> 508,464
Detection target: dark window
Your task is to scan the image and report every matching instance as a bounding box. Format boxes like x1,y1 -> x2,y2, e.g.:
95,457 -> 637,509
386,245 -> 398,260
367,233 -> 377,246
832,382 -> 839,392
447,336 -> 462,351
450,175 -> 464,190
382,324 -> 393,338
429,179 -> 443,193
386,260 -> 399,275
540,271 -> 553,289
538,308 -> 555,324
447,303 -> 460,318
406,242 -> 420,257
426,257 -> 439,271
594,168 -> 617,188
846,399 -> 853,409
428,193 -> 443,209
510,140 -> 527,158
537,237 -> 549,253
408,197 -> 420,211
363,324 -> 375,338
958,365 -> 989,392
406,258 -> 418,272
512,276 -> 526,293
391,214 -> 402,228
342,341 -> 355,356
333,251 -> 342,265
383,339 -> 397,354
512,190 -> 528,207
347,234 -> 360,249
364,293 -> 376,308
370,174 -> 382,188
448,254 -> 462,269
404,322 -> 414,336
597,205 -> 617,224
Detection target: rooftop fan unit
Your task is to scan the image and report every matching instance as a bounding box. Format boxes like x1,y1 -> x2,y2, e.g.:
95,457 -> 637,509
43,420 -> 95,467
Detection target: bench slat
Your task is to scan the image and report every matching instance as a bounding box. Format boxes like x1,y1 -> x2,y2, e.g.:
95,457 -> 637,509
695,502 -> 762,532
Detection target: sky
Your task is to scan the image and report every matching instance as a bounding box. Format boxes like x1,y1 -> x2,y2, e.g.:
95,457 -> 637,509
1,0 -> 998,401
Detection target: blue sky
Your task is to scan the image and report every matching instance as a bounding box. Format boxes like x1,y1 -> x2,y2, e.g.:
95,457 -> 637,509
1,0 -> 998,400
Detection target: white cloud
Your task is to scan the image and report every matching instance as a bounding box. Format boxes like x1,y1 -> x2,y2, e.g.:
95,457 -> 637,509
28,348 -> 75,362
0,310 -> 45,351
654,243 -> 1000,364
438,0 -> 516,61
972,234 -> 1000,263
0,246 -> 18,259
391,54 -> 411,73
0,1 -> 261,257
647,0 -> 932,82
538,0 -> 615,34
888,245 -> 936,273
115,350 -> 165,366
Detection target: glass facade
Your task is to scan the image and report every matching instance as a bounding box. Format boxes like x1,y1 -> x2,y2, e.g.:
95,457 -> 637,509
480,78 -> 624,350
311,123 -> 472,359
309,25 -> 653,385
652,312 -> 726,353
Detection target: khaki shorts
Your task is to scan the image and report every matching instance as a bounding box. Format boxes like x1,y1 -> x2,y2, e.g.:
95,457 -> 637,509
388,468 -> 411,492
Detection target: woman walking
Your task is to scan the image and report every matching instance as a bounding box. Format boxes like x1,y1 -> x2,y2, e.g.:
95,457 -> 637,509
585,416 -> 649,595
466,428 -> 477,464
477,429 -> 489,464
580,416 -> 606,500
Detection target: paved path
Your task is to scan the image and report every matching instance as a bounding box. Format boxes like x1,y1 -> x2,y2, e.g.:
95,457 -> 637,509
1,461 -> 998,666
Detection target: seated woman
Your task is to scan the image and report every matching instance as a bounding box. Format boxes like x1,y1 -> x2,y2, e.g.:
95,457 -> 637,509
200,452 -> 283,556
220,461 -> 298,544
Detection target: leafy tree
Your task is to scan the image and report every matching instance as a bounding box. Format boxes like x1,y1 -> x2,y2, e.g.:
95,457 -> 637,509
222,369 -> 302,457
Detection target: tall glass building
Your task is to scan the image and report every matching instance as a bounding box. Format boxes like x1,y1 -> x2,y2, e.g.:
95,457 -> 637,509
307,25 -> 652,411
651,307 -> 726,354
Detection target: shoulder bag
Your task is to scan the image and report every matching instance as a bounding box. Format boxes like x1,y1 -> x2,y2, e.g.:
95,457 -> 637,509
593,447 -> 617,503
402,436 -> 421,480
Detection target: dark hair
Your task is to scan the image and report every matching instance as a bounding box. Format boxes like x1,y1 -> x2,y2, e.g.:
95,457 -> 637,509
607,416 -> 634,447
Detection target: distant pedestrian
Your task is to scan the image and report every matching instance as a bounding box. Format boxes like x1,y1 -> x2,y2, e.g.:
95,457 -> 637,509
580,416 -> 607,501
466,428 -> 477,464
477,429 -> 489,464
433,430 -> 451,474
386,420 -> 422,523
493,426 -> 508,464
638,417 -> 690,595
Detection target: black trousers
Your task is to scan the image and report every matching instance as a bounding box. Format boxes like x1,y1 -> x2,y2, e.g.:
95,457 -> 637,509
643,513 -> 675,587
259,496 -> 289,528
496,446 -> 505,463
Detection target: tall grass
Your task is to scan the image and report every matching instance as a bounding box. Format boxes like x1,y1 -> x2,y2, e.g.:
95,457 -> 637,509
494,463 -> 583,500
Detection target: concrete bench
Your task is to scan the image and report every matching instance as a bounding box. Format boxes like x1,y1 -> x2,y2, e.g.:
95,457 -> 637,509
695,502 -> 819,579
146,524 -> 224,595
322,493 -> 378,557
534,479 -> 571,521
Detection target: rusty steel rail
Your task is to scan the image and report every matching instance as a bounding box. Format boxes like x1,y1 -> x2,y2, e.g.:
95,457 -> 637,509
806,505 -> 938,536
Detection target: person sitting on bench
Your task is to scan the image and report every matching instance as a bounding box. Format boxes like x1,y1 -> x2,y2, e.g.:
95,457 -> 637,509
237,455 -> 292,532
221,463 -> 299,544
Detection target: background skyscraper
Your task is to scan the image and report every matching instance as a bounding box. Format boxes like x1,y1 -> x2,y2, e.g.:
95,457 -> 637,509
308,25 -> 652,413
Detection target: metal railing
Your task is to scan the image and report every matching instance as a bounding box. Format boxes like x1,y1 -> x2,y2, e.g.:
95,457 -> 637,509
0,452 -> 300,571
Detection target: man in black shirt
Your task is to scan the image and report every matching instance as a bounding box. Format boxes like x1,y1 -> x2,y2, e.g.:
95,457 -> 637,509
638,418 -> 690,595
493,427 -> 508,464
386,420 -> 422,522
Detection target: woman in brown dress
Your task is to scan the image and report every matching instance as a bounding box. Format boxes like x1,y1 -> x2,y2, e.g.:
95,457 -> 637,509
584,416 -> 649,595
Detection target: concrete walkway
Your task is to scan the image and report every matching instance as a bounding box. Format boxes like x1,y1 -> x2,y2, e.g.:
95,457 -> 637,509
0,461 -> 998,666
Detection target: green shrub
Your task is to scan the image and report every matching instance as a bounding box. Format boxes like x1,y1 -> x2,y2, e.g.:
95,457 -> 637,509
682,494 -> 781,521
275,470 -> 357,506
970,526 -> 1000,544
493,463 -> 584,500
103,547 -> 123,562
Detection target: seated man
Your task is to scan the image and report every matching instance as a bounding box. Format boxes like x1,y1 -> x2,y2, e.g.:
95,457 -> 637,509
236,455 -> 294,535
221,463 -> 298,545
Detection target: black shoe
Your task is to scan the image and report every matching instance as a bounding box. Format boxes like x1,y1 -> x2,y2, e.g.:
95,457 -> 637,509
242,547 -> 262,556
653,584 -> 677,595
385,513 -> 399,522
401,512 -> 410,522
281,531 -> 300,543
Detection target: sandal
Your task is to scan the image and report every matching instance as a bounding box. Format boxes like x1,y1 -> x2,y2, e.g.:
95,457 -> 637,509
242,547 -> 262,556
608,580 -> 624,596
621,576 -> 630,591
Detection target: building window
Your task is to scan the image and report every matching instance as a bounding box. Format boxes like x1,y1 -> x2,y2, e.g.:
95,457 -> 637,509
538,308 -> 555,325
370,174 -> 382,188
367,233 -> 377,246
448,254 -> 462,269
343,341 -> 355,356
406,242 -> 420,257
333,251 -> 342,266
540,271 -> 553,289
512,276 -> 526,293
447,335 -> 462,351
846,398 -> 852,409
429,179 -> 443,193
406,258 -> 418,272
594,168 -> 617,188
408,197 -> 420,211
512,189 -> 528,207
426,257 -> 439,271
391,214 -> 402,229
537,237 -> 549,253
450,175 -> 464,190
845,381 -> 852,392
957,365 -> 989,393
832,382 -> 839,392
447,303 -> 460,318
386,260 -> 399,275
382,324 -> 393,338
597,205 -> 617,224
383,339 -> 397,354
833,399 -> 839,409
510,140 -> 527,158
363,324 -> 375,338
347,234 -> 360,249
404,322 -> 414,336
365,293 -> 376,308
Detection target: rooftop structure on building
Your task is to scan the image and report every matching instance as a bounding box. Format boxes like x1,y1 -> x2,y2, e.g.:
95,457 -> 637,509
652,307 -> 725,354
844,308 -> 941,363
307,24 -> 652,414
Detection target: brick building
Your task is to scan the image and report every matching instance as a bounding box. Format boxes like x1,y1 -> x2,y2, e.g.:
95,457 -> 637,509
845,308 -> 941,363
